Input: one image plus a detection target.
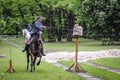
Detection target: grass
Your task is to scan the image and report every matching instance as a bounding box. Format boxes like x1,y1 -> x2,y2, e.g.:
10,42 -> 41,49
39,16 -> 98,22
0,41 -> 85,80
0,35 -> 120,80
44,38 -> 120,52
3,36 -> 120,53
59,60 -> 120,80
89,58 -> 120,69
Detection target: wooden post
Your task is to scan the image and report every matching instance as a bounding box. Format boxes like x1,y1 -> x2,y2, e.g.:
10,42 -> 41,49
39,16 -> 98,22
7,60 -> 15,73
66,36 -> 86,72
7,47 -> 15,73
75,37 -> 78,63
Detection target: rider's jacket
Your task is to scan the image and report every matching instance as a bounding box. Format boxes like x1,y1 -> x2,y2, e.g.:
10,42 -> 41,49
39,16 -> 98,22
34,21 -> 44,31
30,21 -> 43,36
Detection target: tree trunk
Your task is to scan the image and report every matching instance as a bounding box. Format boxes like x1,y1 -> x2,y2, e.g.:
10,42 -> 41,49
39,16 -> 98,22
66,30 -> 72,41
58,28 -> 62,41
114,25 -> 120,41
66,11 -> 75,42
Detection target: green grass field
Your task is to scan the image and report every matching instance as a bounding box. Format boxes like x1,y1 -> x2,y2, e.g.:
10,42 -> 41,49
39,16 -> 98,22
89,58 -> 120,69
0,41 -> 85,80
0,36 -> 120,80
59,60 -> 120,80
2,36 -> 120,52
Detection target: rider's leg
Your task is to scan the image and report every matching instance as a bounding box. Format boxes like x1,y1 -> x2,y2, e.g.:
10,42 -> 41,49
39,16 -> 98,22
25,36 -> 33,44
22,35 -> 35,52
22,44 -> 30,52
39,33 -> 45,56
22,37 -> 33,52
41,47 -> 45,56
22,30 -> 36,52
40,43 -> 45,56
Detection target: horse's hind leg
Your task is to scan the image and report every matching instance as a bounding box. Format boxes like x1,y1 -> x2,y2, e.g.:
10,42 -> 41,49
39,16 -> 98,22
31,56 -> 36,66
37,56 -> 42,66
30,56 -> 34,72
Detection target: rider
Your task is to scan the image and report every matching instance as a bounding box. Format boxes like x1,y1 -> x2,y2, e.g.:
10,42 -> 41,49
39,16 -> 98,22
22,16 -> 46,56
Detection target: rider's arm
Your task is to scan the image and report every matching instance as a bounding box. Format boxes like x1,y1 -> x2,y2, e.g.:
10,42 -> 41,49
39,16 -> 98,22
34,21 -> 44,30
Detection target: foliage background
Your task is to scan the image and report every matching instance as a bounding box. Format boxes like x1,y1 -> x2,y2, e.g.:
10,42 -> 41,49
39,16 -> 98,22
0,0 -> 120,42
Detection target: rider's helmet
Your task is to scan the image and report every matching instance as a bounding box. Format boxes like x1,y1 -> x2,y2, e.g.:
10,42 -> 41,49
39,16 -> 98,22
37,16 -> 42,20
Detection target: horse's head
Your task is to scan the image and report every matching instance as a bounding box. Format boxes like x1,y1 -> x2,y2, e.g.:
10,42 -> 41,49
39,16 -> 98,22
34,30 -> 42,44
22,29 -> 31,40
35,31 -> 40,41
22,29 -> 28,36
22,29 -> 26,36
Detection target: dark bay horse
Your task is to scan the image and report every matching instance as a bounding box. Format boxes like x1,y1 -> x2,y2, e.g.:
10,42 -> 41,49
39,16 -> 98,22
23,29 -> 42,72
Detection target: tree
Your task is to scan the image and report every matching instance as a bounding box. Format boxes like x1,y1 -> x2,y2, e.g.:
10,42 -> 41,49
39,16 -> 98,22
72,0 -> 120,44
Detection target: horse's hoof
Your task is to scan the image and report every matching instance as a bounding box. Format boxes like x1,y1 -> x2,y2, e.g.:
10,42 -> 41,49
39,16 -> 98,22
34,70 -> 37,72
36,62 -> 40,66
31,62 -> 35,66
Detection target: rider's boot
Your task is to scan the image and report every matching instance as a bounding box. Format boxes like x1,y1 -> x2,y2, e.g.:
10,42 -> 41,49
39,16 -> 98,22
22,45 -> 30,52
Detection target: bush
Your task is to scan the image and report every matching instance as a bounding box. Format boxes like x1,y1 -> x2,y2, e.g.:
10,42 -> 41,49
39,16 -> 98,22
102,38 -> 113,45
0,73 -> 4,78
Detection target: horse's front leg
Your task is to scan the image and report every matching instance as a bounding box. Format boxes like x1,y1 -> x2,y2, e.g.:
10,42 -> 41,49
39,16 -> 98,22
33,57 -> 37,71
26,52 -> 29,70
37,56 -> 42,66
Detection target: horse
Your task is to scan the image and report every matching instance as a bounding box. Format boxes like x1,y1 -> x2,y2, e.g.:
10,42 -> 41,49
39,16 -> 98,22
22,29 -> 42,72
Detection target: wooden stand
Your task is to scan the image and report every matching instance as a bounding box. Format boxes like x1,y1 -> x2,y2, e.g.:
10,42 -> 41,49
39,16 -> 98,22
7,60 -> 15,73
67,37 -> 86,72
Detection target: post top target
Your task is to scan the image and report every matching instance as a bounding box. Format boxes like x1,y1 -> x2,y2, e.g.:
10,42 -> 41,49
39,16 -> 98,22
73,24 -> 83,37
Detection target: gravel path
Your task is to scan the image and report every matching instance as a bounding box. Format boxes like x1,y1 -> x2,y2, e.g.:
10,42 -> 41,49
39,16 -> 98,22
84,62 -> 120,74
42,49 -> 120,63
42,49 -> 120,80
53,62 -> 102,80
